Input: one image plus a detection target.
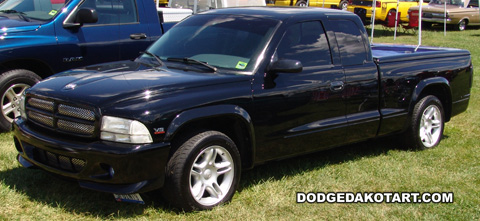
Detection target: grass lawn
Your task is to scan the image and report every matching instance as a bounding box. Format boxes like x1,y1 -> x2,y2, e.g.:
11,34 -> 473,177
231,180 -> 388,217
0,26 -> 479,220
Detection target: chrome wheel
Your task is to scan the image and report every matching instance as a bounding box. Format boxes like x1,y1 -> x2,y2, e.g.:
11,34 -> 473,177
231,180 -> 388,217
1,83 -> 29,123
340,1 -> 348,10
189,145 -> 235,206
419,104 -> 442,148
295,0 -> 307,7
458,20 -> 466,31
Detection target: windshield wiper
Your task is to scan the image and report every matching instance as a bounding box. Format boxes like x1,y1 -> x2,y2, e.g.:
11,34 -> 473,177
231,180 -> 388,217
141,51 -> 165,67
0,10 -> 30,21
167,57 -> 217,72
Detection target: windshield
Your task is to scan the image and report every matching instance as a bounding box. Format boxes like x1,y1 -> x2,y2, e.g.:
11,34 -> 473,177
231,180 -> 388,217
146,14 -> 279,73
169,0 -> 266,13
0,0 -> 66,20
429,0 -> 465,6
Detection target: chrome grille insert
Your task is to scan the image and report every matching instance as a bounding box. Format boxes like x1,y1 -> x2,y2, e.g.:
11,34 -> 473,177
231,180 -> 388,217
28,98 -> 54,112
57,119 -> 95,135
28,111 -> 54,127
26,97 -> 96,137
58,104 -> 95,121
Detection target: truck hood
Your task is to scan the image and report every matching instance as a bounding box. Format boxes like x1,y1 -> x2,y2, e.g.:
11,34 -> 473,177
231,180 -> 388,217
0,16 -> 42,32
29,60 -> 250,107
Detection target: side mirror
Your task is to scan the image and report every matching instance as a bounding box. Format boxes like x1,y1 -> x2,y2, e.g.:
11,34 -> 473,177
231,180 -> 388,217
75,8 -> 98,24
63,8 -> 98,28
269,59 -> 303,73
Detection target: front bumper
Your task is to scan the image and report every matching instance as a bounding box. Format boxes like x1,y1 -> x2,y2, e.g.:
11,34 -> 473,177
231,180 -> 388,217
13,118 -> 171,194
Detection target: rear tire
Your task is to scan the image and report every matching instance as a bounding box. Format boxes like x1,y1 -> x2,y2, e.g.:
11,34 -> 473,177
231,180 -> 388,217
162,130 -> 241,211
339,0 -> 348,10
404,95 -> 445,150
295,0 -> 307,7
0,69 -> 41,131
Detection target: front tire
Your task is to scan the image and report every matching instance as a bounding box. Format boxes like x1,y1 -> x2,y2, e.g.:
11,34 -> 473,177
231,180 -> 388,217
163,130 -> 241,211
456,19 -> 467,31
405,95 -> 445,150
339,0 -> 348,10
0,69 -> 41,131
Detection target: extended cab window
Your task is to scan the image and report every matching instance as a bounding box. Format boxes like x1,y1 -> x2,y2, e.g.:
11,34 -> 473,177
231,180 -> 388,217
331,19 -> 368,66
277,21 -> 332,66
80,0 -> 138,24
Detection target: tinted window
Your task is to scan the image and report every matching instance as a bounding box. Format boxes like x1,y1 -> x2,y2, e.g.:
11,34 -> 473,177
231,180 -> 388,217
80,0 -> 138,25
277,21 -> 332,66
148,14 -> 279,72
331,20 -> 368,66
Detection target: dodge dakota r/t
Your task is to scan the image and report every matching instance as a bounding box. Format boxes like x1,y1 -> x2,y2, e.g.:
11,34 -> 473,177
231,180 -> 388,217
13,7 -> 472,211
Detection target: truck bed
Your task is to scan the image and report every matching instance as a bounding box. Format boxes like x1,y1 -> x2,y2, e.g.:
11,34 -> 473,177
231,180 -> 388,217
372,44 -> 471,63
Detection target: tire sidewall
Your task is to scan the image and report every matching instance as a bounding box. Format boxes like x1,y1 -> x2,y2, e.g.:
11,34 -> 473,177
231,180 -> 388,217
412,96 -> 445,150
0,69 -> 41,131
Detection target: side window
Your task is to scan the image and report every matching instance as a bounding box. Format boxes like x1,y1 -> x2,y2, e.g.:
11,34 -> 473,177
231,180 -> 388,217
330,19 -> 368,66
277,21 -> 332,67
80,0 -> 138,25
468,0 -> 478,7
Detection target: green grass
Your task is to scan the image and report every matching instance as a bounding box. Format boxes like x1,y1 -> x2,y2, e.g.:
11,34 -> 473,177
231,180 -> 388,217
1,27 -> 480,220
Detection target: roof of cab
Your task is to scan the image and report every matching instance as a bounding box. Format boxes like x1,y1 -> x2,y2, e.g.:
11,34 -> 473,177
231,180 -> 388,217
199,6 -> 355,21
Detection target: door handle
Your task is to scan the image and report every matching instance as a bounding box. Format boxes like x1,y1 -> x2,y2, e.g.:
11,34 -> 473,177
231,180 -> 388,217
330,81 -> 344,92
130,33 -> 147,40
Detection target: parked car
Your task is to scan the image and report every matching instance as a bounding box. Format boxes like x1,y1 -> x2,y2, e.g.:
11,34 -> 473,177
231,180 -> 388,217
13,7 -> 472,211
274,0 -> 349,10
0,0 -> 176,131
348,0 -> 426,24
410,0 -> 480,30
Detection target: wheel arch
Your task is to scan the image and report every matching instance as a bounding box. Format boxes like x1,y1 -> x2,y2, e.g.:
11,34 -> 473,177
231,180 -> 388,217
1,59 -> 54,79
164,105 -> 256,169
409,77 -> 452,122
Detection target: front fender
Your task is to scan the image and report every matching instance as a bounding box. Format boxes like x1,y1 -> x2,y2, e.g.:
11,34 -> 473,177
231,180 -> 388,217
164,104 -> 255,167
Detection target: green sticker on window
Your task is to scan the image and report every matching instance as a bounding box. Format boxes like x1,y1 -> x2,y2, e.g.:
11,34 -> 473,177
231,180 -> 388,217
48,10 -> 58,16
235,61 -> 247,70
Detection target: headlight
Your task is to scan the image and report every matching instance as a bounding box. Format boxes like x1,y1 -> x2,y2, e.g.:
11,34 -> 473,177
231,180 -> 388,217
19,92 -> 27,120
101,116 -> 153,144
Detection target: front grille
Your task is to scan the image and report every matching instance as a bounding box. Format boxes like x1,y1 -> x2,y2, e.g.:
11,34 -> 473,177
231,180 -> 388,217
33,148 -> 86,173
26,97 -> 97,137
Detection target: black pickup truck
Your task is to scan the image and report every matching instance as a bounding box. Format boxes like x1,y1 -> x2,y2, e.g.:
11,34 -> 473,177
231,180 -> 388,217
13,7 -> 472,211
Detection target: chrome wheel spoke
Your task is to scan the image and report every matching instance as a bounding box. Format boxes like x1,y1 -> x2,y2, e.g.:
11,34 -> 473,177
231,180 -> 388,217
4,88 -> 16,102
205,148 -> 216,165
215,161 -> 232,175
193,183 -> 206,200
205,183 -> 222,199
2,102 -> 14,116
